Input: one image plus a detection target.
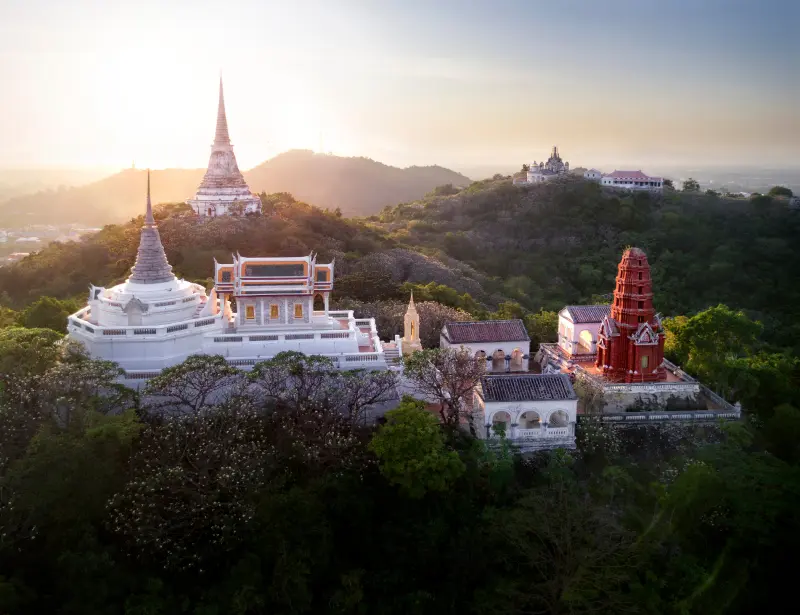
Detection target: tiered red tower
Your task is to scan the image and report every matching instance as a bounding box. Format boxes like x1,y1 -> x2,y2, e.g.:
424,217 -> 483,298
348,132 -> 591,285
595,247 -> 666,382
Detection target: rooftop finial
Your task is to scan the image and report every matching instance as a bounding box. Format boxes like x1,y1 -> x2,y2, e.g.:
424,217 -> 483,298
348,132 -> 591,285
145,169 -> 155,226
215,75 -> 231,146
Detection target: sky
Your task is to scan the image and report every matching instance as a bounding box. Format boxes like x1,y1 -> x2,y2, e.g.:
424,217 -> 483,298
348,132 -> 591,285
0,0 -> 798,173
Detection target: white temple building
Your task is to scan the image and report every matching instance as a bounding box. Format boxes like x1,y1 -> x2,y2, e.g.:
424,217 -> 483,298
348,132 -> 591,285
68,173 -> 391,382
187,78 -> 262,217
525,146 -> 570,184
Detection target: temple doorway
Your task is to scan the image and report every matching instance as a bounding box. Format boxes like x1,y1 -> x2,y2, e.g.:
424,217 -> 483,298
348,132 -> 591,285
577,330 -> 593,354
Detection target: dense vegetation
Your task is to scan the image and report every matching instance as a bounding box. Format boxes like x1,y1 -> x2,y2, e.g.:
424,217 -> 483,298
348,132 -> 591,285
372,177 -> 800,352
0,151 -> 470,226
0,329 -> 799,614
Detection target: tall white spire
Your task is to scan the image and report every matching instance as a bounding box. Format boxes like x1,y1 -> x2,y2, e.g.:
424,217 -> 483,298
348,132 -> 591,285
214,76 -> 231,147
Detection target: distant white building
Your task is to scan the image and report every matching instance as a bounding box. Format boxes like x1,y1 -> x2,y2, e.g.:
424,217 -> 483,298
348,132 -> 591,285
600,170 -> 663,192
557,305 -> 611,357
524,146 -> 570,184
584,169 -> 603,180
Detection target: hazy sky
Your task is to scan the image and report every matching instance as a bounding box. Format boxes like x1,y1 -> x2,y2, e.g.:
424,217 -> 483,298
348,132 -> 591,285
1,0 -> 798,172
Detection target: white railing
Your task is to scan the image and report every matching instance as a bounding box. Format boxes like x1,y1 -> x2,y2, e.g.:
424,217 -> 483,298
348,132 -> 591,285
69,312 -> 223,338
497,426 -> 573,440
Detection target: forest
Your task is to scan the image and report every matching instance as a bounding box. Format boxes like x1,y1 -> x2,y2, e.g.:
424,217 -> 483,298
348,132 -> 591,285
1,178 -> 799,613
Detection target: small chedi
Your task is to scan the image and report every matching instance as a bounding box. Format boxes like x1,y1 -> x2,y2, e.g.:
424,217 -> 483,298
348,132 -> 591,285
68,173 -> 398,380
537,247 -> 740,419
187,78 -> 261,217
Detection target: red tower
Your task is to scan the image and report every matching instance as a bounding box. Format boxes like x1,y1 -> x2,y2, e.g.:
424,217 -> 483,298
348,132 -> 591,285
595,247 -> 666,382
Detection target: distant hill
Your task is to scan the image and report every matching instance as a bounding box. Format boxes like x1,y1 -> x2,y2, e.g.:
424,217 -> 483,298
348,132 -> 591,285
245,150 -> 471,217
0,151 -> 471,227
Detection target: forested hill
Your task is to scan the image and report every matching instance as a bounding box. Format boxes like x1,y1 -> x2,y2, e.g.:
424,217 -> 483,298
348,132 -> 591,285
0,151 -> 470,227
373,177 -> 800,351
0,194 -> 490,311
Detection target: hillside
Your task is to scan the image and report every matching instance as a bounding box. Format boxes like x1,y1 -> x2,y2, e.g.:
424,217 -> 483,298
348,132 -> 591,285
371,177 -> 800,351
0,151 -> 471,227
0,194 -> 490,309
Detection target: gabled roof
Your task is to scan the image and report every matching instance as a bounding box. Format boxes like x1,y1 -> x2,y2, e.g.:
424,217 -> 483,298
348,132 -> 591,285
561,304 -> 611,324
599,315 -> 620,337
603,170 -> 662,181
480,374 -> 576,402
631,322 -> 660,345
442,320 -> 530,344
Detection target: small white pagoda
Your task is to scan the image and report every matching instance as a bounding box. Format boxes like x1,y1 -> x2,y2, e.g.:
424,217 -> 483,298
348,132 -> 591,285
68,174 -> 390,381
187,78 -> 262,217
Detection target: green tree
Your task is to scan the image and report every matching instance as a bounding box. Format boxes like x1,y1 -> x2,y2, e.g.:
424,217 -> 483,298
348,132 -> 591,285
369,396 -> 465,498
682,177 -> 700,192
664,305 -> 761,395
523,309 -> 558,350
768,186 -> 793,198
16,296 -> 78,333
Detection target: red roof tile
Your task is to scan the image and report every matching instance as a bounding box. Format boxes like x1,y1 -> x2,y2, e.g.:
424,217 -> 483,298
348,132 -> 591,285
443,319 -> 530,344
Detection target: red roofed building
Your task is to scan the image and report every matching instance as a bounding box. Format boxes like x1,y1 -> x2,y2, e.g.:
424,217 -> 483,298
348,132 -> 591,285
441,319 -> 531,372
595,247 -> 666,382
601,170 -> 663,192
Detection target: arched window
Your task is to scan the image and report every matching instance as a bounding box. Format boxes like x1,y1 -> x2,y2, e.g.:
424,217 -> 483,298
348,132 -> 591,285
492,349 -> 505,372
549,410 -> 569,427
510,348 -> 525,371
519,411 -> 540,429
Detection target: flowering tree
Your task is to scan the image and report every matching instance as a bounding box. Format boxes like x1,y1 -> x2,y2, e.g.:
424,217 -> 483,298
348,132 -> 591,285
403,347 -> 485,435
108,405 -> 269,572
143,354 -> 246,415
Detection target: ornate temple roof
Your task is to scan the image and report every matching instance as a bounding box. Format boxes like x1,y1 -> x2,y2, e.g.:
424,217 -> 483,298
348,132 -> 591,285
128,171 -> 175,285
442,319 -> 530,344
480,373 -> 577,402
562,305 -> 611,324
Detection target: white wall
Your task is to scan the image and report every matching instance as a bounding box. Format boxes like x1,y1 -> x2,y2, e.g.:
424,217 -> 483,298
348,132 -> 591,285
557,310 -> 603,356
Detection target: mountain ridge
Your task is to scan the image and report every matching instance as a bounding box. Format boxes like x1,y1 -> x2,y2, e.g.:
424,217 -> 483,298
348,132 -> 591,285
0,150 -> 471,227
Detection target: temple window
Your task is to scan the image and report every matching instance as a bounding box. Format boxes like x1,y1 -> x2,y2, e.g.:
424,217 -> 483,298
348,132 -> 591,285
245,305 -> 255,320
221,271 -> 232,282
270,304 -> 279,319
638,316 -> 644,323
638,301 -> 644,309
294,303 -> 303,318
638,272 -> 643,280
638,286 -> 643,294
641,355 -> 649,369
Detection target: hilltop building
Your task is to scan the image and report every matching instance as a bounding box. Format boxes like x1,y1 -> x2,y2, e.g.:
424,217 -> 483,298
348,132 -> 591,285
597,170 -> 664,192
525,146 -> 570,183
537,247 -> 740,419
68,173 -> 390,380
440,319 -> 530,372
187,78 -> 261,217
477,373 -> 578,451
596,248 -> 666,382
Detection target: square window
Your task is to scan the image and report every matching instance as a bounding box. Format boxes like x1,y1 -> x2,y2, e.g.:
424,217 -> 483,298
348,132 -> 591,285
245,305 -> 255,320
270,304 -> 279,319
221,271 -> 232,282
294,303 -> 303,318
